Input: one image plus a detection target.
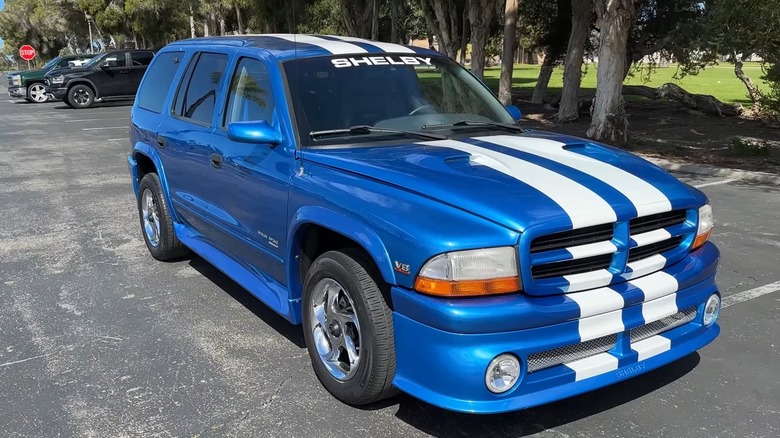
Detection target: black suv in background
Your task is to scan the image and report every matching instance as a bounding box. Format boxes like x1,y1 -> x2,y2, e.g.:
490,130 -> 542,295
44,49 -> 155,108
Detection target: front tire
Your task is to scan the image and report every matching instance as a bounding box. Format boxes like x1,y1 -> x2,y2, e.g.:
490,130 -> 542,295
26,83 -> 49,103
137,173 -> 189,261
302,249 -> 397,405
68,84 -> 94,108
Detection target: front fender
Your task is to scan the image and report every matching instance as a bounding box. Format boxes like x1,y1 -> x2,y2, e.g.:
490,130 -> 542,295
286,205 -> 396,300
66,78 -> 100,97
129,143 -> 180,223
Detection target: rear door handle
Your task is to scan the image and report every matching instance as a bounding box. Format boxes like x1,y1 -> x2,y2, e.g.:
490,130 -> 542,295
210,153 -> 223,169
156,137 -> 166,148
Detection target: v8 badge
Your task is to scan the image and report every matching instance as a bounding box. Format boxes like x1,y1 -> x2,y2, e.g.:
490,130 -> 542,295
393,261 -> 411,275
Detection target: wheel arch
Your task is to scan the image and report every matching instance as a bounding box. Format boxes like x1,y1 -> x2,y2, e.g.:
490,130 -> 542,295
286,207 -> 397,306
130,144 -> 180,223
67,79 -> 100,98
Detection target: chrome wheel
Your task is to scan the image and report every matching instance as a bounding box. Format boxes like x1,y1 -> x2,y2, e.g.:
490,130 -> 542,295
310,278 -> 361,381
73,88 -> 91,105
28,84 -> 48,103
141,189 -> 161,248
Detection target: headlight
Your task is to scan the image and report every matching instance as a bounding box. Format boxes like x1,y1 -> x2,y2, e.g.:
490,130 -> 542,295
693,204 -> 713,249
11,75 -> 22,86
50,75 -> 65,85
414,247 -> 520,297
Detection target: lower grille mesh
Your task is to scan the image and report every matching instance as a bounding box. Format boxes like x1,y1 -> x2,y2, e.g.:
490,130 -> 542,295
527,307 -> 698,373
527,334 -> 617,373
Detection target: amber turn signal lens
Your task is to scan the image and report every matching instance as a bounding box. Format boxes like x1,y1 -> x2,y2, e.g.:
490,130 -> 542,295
414,276 -> 520,297
692,229 -> 712,250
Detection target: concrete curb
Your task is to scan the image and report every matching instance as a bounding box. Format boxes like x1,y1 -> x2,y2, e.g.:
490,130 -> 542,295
642,156 -> 780,186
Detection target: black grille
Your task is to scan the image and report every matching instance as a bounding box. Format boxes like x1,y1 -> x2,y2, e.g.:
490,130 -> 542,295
630,210 -> 686,234
530,223 -> 614,253
532,254 -> 612,279
628,236 -> 684,262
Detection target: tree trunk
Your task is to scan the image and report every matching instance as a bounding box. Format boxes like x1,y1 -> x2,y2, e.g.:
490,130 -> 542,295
532,56 -> 555,104
460,8 -> 469,65
498,0 -> 519,105
587,0 -> 636,144
219,12 -> 226,36
469,0 -> 497,79
371,0 -> 379,40
133,32 -> 139,49
235,4 -> 244,34
421,0 -> 463,59
189,9 -> 197,38
733,51 -> 762,107
557,0 -> 591,122
390,0 -> 399,43
204,21 -> 210,37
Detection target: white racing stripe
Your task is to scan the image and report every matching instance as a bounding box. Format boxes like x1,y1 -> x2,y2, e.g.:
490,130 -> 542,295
562,269 -> 614,292
566,352 -> 619,381
566,241 -> 617,259
476,135 -> 673,217
577,309 -> 625,342
631,228 -> 672,247
423,140 -> 617,228
328,35 -> 416,53
641,294 -> 679,324
568,287 -> 624,318
630,271 -> 678,301
622,254 -> 667,280
632,335 -> 672,361
267,34 -> 367,54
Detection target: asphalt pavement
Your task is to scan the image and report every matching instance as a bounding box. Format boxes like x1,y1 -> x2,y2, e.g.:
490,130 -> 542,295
1,91 -> 778,438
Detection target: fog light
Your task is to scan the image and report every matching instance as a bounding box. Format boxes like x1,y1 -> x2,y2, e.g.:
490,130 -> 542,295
485,354 -> 521,394
703,294 -> 721,326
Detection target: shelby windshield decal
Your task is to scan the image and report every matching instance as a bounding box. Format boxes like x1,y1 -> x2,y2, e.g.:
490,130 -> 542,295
331,56 -> 432,68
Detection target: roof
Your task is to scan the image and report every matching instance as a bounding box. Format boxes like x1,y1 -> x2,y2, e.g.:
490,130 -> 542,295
167,34 -> 439,62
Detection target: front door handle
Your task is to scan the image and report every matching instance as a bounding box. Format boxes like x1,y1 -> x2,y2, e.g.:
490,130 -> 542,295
210,153 -> 223,169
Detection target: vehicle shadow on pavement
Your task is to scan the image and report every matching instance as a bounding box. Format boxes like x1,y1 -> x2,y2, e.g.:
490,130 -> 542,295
50,101 -> 134,110
187,255 -> 306,349
390,353 -> 701,437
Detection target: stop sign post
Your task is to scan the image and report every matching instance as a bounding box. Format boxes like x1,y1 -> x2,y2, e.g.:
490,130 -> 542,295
19,45 -> 36,69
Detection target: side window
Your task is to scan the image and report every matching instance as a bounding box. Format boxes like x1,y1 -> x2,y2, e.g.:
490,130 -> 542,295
174,52 -> 228,126
137,52 -> 183,114
131,51 -> 154,67
57,59 -> 72,68
102,53 -> 127,68
224,58 -> 275,127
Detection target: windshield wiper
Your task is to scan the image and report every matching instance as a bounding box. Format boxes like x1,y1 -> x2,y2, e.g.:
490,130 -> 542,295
422,120 -> 525,133
309,125 -> 447,141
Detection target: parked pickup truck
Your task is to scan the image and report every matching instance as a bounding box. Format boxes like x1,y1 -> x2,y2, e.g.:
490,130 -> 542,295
127,35 -> 721,414
6,54 -> 94,103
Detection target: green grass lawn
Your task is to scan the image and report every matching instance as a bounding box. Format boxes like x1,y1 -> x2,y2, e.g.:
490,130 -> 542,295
481,62 -> 770,105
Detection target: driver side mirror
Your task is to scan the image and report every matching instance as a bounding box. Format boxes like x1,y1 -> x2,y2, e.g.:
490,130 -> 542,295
505,105 -> 522,121
227,120 -> 282,145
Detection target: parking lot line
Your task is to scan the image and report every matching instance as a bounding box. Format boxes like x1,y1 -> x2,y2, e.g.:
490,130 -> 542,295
66,118 -> 128,123
722,280 -> 780,308
82,127 -> 128,131
107,138 -> 126,141
695,178 -> 738,188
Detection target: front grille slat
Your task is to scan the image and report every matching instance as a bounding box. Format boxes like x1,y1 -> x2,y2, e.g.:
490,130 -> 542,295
530,223 -> 613,253
531,254 -> 612,279
630,210 -> 686,234
628,236 -> 684,262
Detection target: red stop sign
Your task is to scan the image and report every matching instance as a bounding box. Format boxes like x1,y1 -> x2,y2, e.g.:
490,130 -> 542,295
19,45 -> 36,61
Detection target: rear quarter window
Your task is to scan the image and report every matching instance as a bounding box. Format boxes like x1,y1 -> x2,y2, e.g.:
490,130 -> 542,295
136,52 -> 183,114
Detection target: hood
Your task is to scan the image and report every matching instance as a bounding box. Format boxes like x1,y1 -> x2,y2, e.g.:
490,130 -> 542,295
302,132 -> 706,233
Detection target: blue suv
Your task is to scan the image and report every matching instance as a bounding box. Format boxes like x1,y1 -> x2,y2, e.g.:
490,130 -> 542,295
128,35 -> 721,414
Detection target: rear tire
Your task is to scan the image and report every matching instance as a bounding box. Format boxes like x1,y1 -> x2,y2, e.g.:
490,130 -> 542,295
68,84 -> 94,109
137,173 -> 189,261
302,249 -> 397,405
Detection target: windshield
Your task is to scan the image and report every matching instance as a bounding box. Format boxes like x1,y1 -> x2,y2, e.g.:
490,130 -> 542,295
82,53 -> 108,69
43,57 -> 62,70
284,55 -> 518,146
